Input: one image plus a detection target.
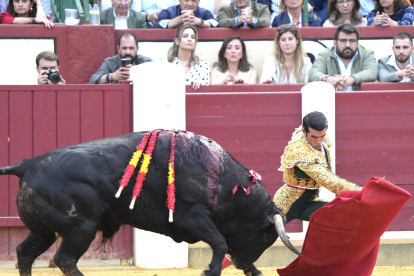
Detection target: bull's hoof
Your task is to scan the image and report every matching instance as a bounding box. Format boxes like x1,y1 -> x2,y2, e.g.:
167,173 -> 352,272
49,260 -> 58,268
245,273 -> 264,276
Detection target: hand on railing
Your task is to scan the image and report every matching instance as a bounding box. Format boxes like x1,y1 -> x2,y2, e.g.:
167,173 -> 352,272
35,17 -> 54,28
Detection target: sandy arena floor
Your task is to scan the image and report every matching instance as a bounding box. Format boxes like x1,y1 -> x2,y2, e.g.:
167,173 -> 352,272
1,266 -> 414,276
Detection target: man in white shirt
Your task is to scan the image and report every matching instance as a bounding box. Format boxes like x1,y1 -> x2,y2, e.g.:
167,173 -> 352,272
100,0 -> 147,29
378,32 -> 414,82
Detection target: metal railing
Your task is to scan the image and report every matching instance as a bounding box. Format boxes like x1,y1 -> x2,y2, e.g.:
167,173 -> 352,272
51,0 -> 90,23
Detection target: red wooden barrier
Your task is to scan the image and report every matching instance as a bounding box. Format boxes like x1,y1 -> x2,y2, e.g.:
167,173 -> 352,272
0,84 -> 413,261
186,89 -> 414,232
360,82 -> 414,91
0,85 -> 133,261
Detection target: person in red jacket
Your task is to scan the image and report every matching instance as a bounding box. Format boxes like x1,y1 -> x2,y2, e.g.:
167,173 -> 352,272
0,0 -> 53,27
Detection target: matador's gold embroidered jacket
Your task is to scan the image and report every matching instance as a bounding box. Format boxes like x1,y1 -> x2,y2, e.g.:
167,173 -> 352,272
273,126 -> 362,215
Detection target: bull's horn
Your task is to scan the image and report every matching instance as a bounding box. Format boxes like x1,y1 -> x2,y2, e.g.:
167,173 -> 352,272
273,214 -> 302,256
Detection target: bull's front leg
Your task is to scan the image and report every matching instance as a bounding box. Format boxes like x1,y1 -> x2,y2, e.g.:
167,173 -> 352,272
201,239 -> 228,276
179,211 -> 227,276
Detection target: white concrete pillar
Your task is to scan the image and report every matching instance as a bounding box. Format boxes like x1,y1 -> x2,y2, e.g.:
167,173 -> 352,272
129,61 -> 188,268
301,81 -> 336,233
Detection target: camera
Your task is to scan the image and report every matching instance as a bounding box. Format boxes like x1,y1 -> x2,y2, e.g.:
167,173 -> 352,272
121,58 -> 132,68
42,70 -> 61,84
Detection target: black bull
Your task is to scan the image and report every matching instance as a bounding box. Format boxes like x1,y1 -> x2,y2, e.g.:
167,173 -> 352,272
0,130 -> 295,276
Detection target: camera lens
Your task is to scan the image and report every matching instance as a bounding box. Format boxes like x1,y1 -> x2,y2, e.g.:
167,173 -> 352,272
49,71 -> 61,84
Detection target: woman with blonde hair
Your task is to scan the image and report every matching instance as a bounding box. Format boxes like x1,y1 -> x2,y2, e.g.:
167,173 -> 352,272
261,24 -> 312,84
168,24 -> 210,89
272,0 -> 322,27
324,0 -> 367,26
211,35 -> 257,85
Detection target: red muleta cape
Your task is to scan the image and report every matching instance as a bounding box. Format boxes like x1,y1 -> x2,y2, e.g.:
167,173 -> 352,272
278,176 -> 411,276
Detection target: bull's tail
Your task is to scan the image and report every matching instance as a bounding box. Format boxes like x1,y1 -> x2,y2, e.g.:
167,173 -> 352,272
0,164 -> 24,177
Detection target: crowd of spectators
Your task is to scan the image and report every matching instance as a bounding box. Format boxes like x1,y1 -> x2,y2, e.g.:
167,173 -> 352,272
2,0 -> 412,27
85,23 -> 412,88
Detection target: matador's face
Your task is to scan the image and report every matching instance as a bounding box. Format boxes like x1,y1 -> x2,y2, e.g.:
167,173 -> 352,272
303,127 -> 327,151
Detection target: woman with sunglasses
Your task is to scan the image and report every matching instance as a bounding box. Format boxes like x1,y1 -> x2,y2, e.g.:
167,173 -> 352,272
211,35 -> 257,85
367,0 -> 414,26
272,0 -> 322,27
0,0 -> 52,27
324,0 -> 367,26
261,24 -> 312,84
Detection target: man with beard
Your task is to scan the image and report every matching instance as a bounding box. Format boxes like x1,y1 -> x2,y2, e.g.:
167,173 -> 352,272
89,32 -> 152,84
378,32 -> 414,82
309,24 -> 377,91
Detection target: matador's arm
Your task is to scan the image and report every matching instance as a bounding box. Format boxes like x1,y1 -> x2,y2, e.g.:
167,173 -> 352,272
296,162 -> 362,195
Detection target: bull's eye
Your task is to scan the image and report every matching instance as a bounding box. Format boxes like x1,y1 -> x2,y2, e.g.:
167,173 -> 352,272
263,234 -> 269,242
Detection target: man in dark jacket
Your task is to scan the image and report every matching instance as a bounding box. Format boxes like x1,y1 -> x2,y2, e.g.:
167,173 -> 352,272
156,0 -> 218,28
218,0 -> 270,29
89,32 -> 152,84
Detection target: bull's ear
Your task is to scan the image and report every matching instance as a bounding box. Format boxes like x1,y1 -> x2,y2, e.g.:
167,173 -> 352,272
260,215 -> 274,228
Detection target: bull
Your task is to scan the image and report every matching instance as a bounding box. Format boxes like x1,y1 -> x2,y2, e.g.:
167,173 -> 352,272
0,130 -> 297,276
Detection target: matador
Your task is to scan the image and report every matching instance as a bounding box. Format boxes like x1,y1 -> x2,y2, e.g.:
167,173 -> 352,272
274,111 -> 362,223
221,111 -> 362,269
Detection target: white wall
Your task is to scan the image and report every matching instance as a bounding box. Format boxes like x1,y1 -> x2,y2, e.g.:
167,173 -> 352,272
0,39 -> 54,85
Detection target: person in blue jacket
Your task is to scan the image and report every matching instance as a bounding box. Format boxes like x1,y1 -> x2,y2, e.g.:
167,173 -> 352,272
272,0 -> 322,27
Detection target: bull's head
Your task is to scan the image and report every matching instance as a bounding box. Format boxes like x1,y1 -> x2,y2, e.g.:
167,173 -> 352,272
226,208 -> 300,270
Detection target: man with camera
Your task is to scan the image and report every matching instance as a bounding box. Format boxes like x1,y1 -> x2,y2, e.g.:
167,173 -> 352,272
89,32 -> 152,84
36,51 -> 66,85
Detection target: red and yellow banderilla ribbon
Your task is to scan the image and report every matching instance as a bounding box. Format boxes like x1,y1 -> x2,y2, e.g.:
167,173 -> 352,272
129,130 -> 160,210
116,129 -> 177,223
116,131 -> 152,198
167,133 -> 177,223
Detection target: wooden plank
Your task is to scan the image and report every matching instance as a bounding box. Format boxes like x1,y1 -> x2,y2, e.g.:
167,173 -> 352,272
104,89 -> 124,138
186,84 -> 306,93
335,161 -> 414,185
9,90 -> 33,217
0,228 -> 8,257
387,208 -> 414,231
123,86 -> 133,134
80,90 -> 104,143
187,116 -> 300,142
57,90 -> 81,148
336,138 -> 414,162
337,114 -> 414,139
360,82 -> 414,91
398,185 -> 414,208
186,93 -> 302,117
33,90 -> 57,157
336,91 -> 414,114
0,91 -> 9,217
1,227 -> 29,261
0,217 -> 24,227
